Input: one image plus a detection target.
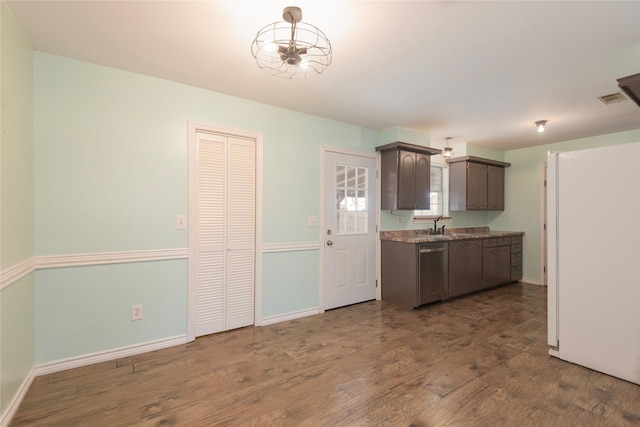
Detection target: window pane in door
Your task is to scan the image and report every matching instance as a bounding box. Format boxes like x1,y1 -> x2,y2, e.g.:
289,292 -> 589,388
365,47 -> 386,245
336,164 -> 369,235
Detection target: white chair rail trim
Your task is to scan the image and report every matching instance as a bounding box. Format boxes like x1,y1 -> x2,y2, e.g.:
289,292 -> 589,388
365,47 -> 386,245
1,242 -> 322,290
0,248 -> 189,291
0,258 -> 36,290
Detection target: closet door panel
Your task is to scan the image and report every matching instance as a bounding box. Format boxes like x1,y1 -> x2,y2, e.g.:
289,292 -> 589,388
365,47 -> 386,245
195,133 -> 227,336
226,137 -> 256,329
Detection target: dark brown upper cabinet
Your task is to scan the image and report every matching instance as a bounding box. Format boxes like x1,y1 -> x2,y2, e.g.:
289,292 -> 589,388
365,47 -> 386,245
376,142 -> 441,210
617,73 -> 640,108
448,156 -> 510,211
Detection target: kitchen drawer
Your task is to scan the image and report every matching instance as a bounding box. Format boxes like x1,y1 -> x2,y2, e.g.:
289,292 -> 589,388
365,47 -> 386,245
497,237 -> 511,246
511,236 -> 522,245
483,238 -> 497,247
511,252 -> 523,266
511,243 -> 522,253
511,265 -> 523,280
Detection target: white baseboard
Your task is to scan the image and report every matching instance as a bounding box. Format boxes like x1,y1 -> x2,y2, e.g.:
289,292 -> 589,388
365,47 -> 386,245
1,366 -> 35,427
34,335 -> 188,376
521,276 -> 542,286
261,307 -> 320,326
262,242 -> 321,253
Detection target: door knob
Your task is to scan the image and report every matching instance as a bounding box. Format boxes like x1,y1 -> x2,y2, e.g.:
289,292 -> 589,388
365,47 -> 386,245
326,240 -> 333,246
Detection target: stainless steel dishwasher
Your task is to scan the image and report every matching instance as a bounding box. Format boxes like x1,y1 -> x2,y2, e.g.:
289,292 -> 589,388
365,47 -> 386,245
418,242 -> 448,305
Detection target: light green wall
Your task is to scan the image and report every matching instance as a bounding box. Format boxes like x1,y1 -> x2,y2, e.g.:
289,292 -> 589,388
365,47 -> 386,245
466,143 -> 506,162
1,275 -> 35,409
35,260 -> 187,363
33,52 -> 380,363
0,0 -> 35,416
1,1 -> 34,268
490,129 -> 640,281
376,126 -> 431,146
262,251 -> 320,318
34,53 -> 378,253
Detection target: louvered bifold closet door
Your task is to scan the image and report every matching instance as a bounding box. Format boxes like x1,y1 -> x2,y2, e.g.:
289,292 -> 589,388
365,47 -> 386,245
195,132 -> 226,336
226,137 -> 255,330
195,132 -> 255,337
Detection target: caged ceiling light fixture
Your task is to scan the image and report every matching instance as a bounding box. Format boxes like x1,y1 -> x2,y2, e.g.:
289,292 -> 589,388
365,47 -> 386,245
442,137 -> 454,159
251,6 -> 332,79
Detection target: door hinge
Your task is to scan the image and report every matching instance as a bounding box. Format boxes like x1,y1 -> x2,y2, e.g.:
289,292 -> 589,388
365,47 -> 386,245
544,266 -> 547,273
376,225 -> 378,233
376,279 -> 378,288
376,169 -> 379,178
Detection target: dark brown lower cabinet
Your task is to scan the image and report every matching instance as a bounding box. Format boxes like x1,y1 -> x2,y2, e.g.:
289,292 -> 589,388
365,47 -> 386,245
381,235 -> 522,308
511,236 -> 523,280
448,240 -> 483,297
381,240 -> 447,308
482,238 -> 511,287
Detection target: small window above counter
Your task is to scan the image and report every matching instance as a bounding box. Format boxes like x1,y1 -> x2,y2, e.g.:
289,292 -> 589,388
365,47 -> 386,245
376,142 -> 441,211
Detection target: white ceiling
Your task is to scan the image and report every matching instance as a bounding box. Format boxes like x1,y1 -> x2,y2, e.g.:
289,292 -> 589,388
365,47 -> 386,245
6,0 -> 640,150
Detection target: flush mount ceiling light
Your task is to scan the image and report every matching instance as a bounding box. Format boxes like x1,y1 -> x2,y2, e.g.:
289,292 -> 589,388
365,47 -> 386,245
535,120 -> 548,133
442,137 -> 454,159
251,6 -> 332,79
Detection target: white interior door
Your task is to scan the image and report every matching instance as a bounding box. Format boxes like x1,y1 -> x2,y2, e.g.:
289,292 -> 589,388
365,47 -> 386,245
225,137 -> 256,330
323,150 -> 377,310
195,132 -> 226,336
192,130 -> 255,338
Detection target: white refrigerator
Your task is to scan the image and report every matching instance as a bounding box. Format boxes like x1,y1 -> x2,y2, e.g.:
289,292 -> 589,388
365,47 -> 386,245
547,142 -> 640,385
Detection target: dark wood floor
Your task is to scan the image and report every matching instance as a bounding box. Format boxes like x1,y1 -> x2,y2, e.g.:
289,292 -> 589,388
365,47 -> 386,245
11,283 -> 640,426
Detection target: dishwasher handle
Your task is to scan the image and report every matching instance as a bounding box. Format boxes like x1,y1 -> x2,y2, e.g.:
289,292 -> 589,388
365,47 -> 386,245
419,247 -> 448,254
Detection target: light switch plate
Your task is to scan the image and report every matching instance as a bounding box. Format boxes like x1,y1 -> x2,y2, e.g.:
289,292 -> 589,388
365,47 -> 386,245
176,214 -> 187,230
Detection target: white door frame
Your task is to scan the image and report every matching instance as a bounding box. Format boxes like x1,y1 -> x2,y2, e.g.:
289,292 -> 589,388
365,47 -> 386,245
187,121 -> 264,342
320,146 -> 380,313
540,162 -> 547,286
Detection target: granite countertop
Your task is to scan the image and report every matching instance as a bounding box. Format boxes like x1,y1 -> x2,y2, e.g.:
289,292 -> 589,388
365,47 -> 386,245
380,227 -> 524,243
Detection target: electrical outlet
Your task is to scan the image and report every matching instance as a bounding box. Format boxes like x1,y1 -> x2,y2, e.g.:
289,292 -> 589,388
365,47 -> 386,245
131,304 -> 143,321
397,217 -> 403,224
176,215 -> 187,230
308,216 -> 319,227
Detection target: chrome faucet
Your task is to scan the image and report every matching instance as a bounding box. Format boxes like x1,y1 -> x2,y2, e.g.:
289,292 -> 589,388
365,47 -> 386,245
433,215 -> 443,234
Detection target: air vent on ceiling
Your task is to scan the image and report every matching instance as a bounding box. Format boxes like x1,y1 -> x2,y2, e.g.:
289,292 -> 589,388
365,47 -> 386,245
597,92 -> 628,105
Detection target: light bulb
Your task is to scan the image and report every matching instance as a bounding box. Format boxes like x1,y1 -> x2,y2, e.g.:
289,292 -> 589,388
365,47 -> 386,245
263,42 -> 277,53
442,138 -> 454,159
535,120 -> 547,133
299,59 -> 309,70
